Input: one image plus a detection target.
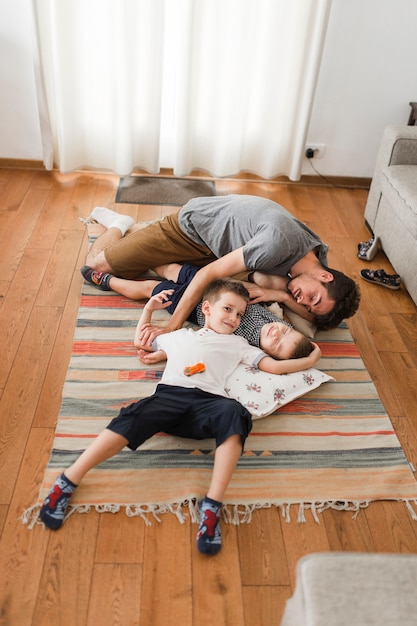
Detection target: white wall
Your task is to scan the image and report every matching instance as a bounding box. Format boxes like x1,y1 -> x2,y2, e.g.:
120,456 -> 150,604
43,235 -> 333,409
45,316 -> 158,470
1,0 -> 416,176
0,0 -> 42,160
302,0 -> 417,177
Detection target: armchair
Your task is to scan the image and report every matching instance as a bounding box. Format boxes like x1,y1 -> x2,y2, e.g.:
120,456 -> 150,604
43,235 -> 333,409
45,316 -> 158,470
364,125 -> 417,305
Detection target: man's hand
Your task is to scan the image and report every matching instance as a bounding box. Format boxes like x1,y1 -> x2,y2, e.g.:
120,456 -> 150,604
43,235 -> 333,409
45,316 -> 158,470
246,273 -> 315,322
136,322 -> 172,347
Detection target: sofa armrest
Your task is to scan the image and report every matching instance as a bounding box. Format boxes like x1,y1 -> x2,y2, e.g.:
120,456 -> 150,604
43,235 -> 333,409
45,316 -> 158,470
365,125 -> 417,227
380,125 -> 417,166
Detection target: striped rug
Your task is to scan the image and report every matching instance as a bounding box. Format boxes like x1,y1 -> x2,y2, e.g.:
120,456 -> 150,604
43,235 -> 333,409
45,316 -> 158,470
22,269 -> 417,527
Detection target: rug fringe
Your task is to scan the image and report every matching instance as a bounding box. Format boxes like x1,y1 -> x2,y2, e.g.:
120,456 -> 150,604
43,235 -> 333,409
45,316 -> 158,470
404,499 -> 417,521
20,498 -> 417,529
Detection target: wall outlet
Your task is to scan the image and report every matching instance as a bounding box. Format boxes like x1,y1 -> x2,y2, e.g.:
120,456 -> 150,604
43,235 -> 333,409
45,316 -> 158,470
305,143 -> 326,159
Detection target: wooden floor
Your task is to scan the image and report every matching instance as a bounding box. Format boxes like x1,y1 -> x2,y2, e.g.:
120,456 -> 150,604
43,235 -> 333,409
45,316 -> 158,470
1,167 -> 417,626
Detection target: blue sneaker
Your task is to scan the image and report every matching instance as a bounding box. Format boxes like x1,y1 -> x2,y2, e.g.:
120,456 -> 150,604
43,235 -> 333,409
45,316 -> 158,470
81,265 -> 113,291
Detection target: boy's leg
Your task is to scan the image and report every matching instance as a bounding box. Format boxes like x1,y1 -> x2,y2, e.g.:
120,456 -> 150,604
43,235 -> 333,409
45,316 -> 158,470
81,266 -> 161,299
207,434 -> 242,503
40,429 -> 128,530
197,434 -> 242,556
85,228 -> 125,273
85,207 -> 135,273
152,263 -> 182,282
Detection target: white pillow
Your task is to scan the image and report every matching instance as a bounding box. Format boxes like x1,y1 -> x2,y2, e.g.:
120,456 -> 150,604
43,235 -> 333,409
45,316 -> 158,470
225,365 -> 334,419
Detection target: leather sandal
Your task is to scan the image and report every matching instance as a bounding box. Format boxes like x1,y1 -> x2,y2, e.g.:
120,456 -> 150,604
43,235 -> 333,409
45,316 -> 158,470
357,236 -> 379,261
360,269 -> 401,290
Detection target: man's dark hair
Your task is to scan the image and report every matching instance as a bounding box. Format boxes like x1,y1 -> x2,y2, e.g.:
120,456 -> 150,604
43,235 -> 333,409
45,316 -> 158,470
314,268 -> 360,330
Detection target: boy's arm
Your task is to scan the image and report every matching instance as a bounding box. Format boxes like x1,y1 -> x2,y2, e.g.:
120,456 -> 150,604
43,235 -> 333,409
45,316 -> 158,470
257,342 -> 321,374
134,289 -> 174,349
137,348 -> 167,364
139,248 -> 247,345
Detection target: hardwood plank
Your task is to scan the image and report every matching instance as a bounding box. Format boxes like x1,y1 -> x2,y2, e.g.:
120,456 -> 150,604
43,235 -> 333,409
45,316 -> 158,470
33,512 -> 100,626
95,514 -> 145,564
0,187 -> 50,280
364,500 -> 417,552
140,515 -> 193,626
279,509 -> 331,589
0,279 -> 10,302
347,312 -> 405,418
191,523 -> 245,626
238,508 -> 289,585
0,428 -> 54,626
0,248 -> 50,387
242,586 -> 292,626
92,174 -> 121,210
57,173 -> 98,231
0,505 -> 8,537
0,169 -> 35,212
0,210 -> 15,245
87,564 -> 142,626
395,313 -> 417,368
35,230 -> 84,307
323,507 -> 376,552
33,271 -> 83,428
27,185 -> 74,250
379,351 -> 417,420
0,304 -> 62,502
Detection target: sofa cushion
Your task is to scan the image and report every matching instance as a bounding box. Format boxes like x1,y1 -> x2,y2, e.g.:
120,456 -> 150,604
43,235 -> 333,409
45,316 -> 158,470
281,552 -> 417,626
381,165 -> 417,238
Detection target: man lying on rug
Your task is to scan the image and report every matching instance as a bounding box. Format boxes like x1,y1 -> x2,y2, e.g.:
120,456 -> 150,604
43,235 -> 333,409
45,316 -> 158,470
82,194 -> 360,339
40,279 -> 320,554
81,261 -> 320,370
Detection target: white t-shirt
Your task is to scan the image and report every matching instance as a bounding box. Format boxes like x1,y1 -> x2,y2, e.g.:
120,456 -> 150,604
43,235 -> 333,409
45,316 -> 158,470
156,327 -> 266,398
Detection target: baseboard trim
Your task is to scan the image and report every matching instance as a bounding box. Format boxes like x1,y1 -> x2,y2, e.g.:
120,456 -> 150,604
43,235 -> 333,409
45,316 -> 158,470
0,158 -> 46,170
0,160 -> 371,189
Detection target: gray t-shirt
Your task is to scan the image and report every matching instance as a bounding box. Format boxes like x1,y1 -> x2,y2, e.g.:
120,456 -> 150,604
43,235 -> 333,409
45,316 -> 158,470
178,194 -> 328,275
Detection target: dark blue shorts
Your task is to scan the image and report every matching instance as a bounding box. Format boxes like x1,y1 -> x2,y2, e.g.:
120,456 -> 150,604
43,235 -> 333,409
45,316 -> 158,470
107,384 -> 252,450
151,263 -> 200,324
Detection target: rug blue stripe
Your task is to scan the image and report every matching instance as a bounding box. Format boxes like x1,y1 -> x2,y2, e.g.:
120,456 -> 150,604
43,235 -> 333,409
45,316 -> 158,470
46,447 -> 408,470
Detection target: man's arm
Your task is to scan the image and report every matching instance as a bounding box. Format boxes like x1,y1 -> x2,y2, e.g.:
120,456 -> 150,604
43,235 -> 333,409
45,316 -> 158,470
138,247 -> 247,345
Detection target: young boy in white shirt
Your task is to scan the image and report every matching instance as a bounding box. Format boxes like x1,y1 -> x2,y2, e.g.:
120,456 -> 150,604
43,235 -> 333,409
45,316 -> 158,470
40,278 -> 320,555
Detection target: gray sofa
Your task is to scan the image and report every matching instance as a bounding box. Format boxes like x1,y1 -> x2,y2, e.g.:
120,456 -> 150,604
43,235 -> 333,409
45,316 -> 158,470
364,125 -> 417,305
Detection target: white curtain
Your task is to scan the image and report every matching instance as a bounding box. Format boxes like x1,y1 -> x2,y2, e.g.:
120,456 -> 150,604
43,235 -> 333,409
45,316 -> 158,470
33,0 -> 331,180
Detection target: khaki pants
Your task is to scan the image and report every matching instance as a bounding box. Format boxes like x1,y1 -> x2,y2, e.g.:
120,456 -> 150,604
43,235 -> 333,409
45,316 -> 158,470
105,212 -> 217,279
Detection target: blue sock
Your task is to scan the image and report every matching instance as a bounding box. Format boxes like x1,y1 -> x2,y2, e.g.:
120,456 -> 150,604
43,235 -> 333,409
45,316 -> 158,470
197,496 -> 222,555
39,473 -> 77,530
80,265 -> 113,291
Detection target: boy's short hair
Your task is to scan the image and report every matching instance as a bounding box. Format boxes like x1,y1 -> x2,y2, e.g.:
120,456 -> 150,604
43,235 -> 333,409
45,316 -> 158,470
291,335 -> 314,359
202,279 -> 250,304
